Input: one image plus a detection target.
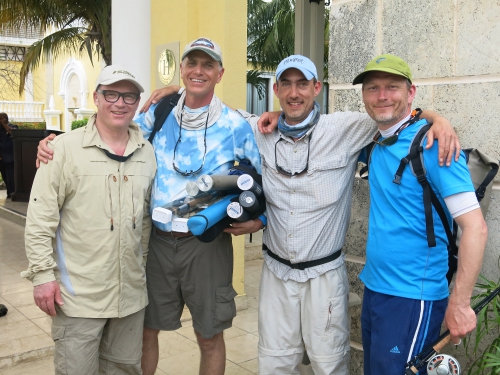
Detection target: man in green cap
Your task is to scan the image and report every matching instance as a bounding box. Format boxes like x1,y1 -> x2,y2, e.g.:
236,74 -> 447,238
354,54 -> 487,375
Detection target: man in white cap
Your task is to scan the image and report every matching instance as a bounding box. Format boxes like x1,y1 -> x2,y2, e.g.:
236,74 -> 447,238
24,65 -> 156,374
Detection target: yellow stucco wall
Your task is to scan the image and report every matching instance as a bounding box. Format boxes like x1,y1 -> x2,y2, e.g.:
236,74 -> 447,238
49,53 -> 101,131
151,0 -> 248,297
151,0 -> 247,109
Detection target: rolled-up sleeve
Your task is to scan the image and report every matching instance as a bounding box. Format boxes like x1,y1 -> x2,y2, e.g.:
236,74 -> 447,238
22,142 -> 65,286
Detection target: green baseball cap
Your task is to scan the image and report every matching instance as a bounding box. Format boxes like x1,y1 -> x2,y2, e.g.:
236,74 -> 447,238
352,54 -> 412,85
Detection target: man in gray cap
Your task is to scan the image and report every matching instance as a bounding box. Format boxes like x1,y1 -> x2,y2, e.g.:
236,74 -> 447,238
24,64 -> 156,374
136,37 -> 262,375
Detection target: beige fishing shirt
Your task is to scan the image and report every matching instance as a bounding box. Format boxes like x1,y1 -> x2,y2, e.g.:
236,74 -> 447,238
23,116 -> 156,318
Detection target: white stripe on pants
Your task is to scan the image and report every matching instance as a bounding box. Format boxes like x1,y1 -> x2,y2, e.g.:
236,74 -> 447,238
258,262 -> 350,375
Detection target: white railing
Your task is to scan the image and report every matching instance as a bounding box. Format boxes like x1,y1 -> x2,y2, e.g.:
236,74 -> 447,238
0,101 -> 45,122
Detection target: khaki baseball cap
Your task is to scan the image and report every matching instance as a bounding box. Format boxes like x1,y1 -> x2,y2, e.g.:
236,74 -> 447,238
352,54 -> 412,85
181,37 -> 223,65
95,65 -> 144,93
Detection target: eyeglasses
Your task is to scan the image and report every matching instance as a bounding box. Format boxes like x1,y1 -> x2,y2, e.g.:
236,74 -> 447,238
97,89 -> 140,105
275,134 -> 311,177
372,108 -> 423,146
172,110 -> 209,176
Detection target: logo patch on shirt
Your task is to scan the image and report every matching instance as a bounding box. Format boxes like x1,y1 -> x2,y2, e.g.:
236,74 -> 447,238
390,346 -> 400,354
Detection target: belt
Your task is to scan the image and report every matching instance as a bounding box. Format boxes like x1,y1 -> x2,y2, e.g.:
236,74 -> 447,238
263,244 -> 342,271
155,228 -> 193,238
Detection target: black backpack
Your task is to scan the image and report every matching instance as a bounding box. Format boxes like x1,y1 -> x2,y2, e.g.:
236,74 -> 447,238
147,93 -> 182,143
361,122 -> 499,285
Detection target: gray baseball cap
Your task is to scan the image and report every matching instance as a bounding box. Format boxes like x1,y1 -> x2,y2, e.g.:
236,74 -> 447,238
181,37 -> 223,65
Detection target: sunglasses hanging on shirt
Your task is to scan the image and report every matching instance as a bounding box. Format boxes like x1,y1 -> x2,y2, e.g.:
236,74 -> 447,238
372,108 -> 423,147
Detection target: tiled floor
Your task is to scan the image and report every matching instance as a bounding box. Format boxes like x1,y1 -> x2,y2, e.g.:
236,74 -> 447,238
0,189 -> 275,375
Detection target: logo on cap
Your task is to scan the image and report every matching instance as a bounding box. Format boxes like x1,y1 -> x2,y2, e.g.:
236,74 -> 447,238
283,57 -> 304,65
113,70 -> 135,78
376,57 -> 386,64
190,38 -> 215,50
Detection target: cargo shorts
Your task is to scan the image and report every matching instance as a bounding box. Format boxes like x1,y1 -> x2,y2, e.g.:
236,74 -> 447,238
144,230 -> 237,338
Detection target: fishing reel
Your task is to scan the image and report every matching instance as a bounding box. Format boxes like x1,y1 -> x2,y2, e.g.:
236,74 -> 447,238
427,354 -> 460,375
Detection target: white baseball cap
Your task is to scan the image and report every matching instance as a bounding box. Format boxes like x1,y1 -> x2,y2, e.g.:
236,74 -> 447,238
95,65 -> 144,93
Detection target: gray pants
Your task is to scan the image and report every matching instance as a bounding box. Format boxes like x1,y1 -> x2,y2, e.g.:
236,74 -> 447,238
51,307 -> 145,375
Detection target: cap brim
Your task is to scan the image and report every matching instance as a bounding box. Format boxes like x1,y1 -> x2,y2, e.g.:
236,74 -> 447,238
97,78 -> 144,93
276,67 -> 316,81
352,67 -> 411,85
182,48 -> 222,64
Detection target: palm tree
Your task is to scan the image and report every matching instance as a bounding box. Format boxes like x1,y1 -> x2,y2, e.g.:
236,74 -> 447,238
0,0 -> 111,94
246,0 -> 329,98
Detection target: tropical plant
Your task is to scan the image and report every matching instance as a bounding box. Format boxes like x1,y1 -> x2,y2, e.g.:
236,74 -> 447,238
247,0 -> 330,83
0,0 -> 111,94
464,271 -> 500,375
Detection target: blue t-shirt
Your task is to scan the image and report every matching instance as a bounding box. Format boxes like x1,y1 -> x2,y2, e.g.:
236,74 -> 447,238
134,102 -> 261,231
359,119 -> 474,301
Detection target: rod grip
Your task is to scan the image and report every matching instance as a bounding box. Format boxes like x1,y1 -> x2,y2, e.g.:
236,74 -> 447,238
433,335 -> 451,353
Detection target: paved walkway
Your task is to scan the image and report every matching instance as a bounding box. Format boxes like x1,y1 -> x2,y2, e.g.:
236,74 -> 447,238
0,189 -> 316,375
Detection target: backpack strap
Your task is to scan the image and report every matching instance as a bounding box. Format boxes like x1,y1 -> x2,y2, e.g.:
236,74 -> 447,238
403,123 -> 458,284
359,142 -> 376,180
396,123 -> 441,248
148,93 -> 182,143
475,161 -> 499,202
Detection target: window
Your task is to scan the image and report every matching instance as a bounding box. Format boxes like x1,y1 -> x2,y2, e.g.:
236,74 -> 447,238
0,45 -> 26,61
246,78 -> 270,116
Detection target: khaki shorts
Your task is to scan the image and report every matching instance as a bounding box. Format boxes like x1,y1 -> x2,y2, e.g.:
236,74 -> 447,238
51,307 -> 145,375
258,262 -> 350,375
144,230 -> 237,339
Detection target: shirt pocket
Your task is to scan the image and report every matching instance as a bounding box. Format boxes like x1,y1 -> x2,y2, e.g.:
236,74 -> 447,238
305,153 -> 351,206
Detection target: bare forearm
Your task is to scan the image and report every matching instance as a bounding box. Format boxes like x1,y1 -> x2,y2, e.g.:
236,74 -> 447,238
450,219 -> 487,306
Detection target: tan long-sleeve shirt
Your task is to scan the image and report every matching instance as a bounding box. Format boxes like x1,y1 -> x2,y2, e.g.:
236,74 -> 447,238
23,116 -> 156,318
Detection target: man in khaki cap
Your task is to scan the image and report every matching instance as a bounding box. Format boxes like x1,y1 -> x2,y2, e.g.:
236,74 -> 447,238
354,54 -> 487,375
23,64 -> 156,374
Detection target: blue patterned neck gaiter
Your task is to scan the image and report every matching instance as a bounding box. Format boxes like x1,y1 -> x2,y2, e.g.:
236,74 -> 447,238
277,101 -> 321,138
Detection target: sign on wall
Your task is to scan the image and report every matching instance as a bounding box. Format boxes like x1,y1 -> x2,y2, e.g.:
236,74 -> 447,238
155,41 -> 180,89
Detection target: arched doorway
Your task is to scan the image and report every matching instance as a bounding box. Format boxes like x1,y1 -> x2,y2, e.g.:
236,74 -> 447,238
58,59 -> 89,131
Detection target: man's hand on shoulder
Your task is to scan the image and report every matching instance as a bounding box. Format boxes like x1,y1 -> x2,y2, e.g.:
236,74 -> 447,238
258,111 -> 281,134
223,219 -> 263,236
36,134 -> 56,168
33,281 -> 64,316
423,113 -> 461,167
139,85 -> 182,113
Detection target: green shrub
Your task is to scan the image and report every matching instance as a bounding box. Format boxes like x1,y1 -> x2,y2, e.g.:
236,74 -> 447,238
464,273 -> 500,375
71,119 -> 88,130
12,122 -> 46,130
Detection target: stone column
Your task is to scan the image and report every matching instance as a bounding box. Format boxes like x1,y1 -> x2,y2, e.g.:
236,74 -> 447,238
112,0 -> 151,106
295,0 -> 325,111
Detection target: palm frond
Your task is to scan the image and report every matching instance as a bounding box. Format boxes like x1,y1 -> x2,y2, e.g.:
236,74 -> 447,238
18,27 -> 87,94
246,70 -> 268,100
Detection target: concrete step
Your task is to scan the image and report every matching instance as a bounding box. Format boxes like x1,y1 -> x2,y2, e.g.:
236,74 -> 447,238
0,345 -> 54,371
